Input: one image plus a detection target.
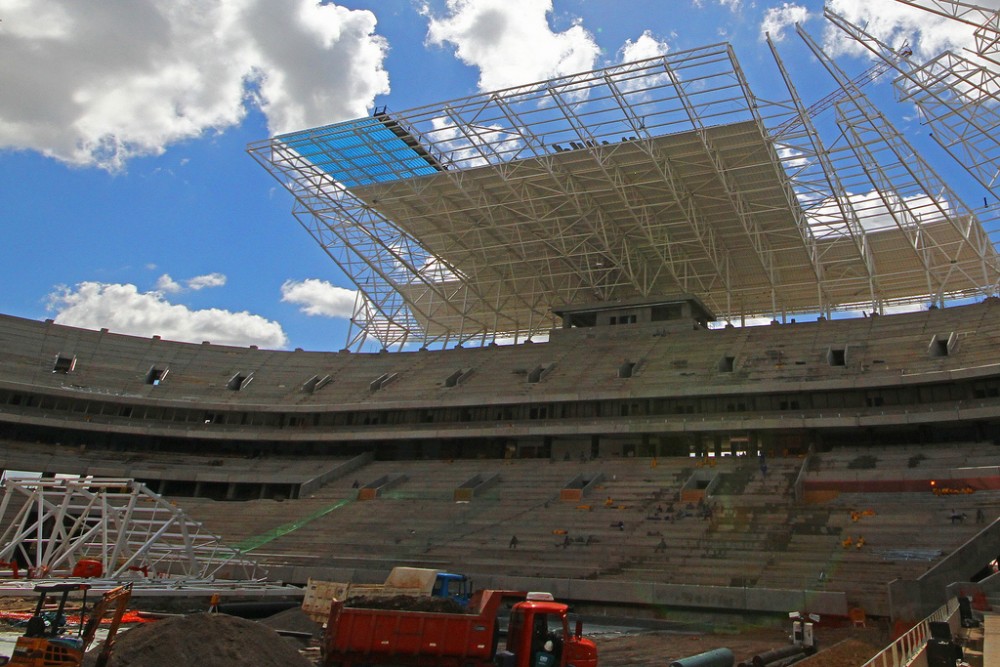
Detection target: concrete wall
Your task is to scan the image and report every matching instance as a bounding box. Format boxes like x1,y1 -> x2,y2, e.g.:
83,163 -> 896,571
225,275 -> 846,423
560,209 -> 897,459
265,564 -> 848,618
889,518 -> 1000,621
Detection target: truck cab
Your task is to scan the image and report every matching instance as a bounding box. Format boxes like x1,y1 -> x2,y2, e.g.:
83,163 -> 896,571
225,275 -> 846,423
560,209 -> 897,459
431,572 -> 472,606
494,593 -> 598,667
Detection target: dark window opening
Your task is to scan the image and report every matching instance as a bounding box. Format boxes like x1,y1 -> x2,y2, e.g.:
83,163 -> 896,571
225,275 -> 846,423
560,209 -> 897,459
370,372 -> 397,392
302,374 -> 332,393
527,365 -> 550,384
618,361 -> 636,378
53,355 -> 76,374
146,367 -> 168,386
718,355 -> 735,372
445,368 -> 472,387
930,334 -> 952,357
529,406 -> 548,420
227,372 -> 253,391
829,348 -> 846,367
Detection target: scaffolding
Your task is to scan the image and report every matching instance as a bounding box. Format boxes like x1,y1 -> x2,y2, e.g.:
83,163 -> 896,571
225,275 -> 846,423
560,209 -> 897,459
250,29 -> 1000,350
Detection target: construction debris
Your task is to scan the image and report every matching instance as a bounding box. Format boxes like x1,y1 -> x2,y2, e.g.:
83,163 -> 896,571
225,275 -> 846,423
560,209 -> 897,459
345,594 -> 468,613
83,613 -> 312,667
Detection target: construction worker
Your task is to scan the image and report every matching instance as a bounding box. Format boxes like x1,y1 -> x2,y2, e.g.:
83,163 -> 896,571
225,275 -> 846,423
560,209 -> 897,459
533,639 -> 556,667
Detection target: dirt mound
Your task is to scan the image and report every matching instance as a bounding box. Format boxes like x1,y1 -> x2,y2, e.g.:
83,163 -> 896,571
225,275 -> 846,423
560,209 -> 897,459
88,612 -> 312,667
345,594 -> 468,613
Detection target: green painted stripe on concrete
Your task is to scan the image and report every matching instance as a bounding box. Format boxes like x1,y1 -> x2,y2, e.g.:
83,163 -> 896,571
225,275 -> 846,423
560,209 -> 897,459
236,498 -> 353,553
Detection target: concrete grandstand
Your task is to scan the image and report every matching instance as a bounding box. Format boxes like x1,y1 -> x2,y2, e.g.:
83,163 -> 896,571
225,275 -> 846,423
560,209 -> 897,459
2,2 -> 1000,650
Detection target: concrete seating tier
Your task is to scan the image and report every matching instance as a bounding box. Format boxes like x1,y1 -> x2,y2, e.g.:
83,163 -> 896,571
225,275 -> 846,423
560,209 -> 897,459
0,439 -> 346,499
4,300 -> 1000,413
4,451 -> 997,619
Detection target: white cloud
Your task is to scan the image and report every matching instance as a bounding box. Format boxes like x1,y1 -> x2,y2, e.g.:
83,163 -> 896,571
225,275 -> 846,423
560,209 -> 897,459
155,274 -> 183,294
428,114 -> 522,169
761,3 -> 809,42
48,281 -> 288,348
619,30 -> 670,63
424,0 -> 600,91
0,0 -> 389,171
155,272 -> 226,292
823,0 -> 999,62
693,0 -> 744,9
281,278 -> 357,317
187,273 -> 227,290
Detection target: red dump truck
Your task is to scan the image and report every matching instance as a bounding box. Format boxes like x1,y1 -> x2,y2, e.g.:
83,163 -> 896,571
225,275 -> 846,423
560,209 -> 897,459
323,589 -> 598,667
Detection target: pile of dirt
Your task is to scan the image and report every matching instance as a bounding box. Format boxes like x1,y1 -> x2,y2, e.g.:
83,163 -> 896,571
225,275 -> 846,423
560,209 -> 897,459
345,594 -> 468,613
85,612 -> 312,667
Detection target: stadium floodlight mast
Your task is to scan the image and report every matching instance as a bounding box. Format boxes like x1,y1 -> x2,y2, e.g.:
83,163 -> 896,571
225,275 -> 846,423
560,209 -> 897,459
250,36 -> 1000,351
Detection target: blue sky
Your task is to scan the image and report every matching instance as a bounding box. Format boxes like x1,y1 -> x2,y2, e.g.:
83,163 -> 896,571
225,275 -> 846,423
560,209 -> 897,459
1,0 -> 997,352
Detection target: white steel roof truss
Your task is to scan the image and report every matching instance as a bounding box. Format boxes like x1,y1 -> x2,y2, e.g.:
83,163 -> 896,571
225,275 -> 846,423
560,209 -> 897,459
253,144 -> 417,347
252,36 -> 1000,344
766,35 -> 881,312
893,0 -> 1000,61
399,168 -> 568,319
659,62 -> 784,308
550,82 -> 714,297
800,22 -> 999,303
374,172 -> 538,329
837,101 -> 978,299
826,10 -> 1000,199
307,187 -> 470,346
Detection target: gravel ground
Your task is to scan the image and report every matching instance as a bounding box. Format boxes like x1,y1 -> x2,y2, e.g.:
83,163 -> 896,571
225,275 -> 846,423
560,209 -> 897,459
258,607 -> 888,666
593,625 -> 886,667
2,595 -> 890,667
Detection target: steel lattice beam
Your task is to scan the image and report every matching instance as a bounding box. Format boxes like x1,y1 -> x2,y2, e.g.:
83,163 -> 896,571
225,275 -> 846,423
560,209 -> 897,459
798,23 -> 1000,303
0,477 -> 261,582
251,37 -> 1000,346
826,7 -> 1000,200
892,0 -> 1000,60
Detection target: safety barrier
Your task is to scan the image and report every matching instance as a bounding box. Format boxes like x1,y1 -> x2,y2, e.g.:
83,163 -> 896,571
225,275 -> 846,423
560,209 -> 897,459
860,597 -> 958,667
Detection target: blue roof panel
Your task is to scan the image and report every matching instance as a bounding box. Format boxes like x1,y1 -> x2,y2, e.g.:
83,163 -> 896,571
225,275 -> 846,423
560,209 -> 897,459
279,116 -> 441,189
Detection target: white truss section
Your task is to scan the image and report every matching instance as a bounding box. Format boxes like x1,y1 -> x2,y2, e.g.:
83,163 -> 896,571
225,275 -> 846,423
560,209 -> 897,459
826,7 -> 1000,201
250,38 -> 1000,349
893,0 -> 1000,62
0,477 -> 261,582
794,24 -> 1000,305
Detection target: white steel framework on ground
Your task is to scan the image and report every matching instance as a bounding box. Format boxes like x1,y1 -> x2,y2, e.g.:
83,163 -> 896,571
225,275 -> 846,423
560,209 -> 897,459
0,477 -> 261,582
250,32 -> 1000,351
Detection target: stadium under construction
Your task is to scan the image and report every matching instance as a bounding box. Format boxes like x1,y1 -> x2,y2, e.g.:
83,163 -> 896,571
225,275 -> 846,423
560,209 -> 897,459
2,2 -> 1000,659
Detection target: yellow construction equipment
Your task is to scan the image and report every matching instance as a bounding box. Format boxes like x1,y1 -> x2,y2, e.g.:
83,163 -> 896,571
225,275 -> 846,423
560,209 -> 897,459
2,582 -> 132,667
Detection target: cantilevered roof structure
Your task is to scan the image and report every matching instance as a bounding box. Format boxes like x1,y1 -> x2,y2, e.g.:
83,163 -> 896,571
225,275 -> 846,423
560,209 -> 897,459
249,39 -> 1000,351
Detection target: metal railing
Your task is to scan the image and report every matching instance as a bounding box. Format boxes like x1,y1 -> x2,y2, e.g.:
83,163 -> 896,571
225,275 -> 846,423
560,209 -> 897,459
861,597 -> 959,667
